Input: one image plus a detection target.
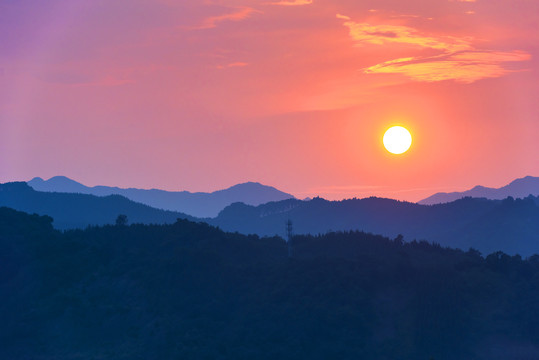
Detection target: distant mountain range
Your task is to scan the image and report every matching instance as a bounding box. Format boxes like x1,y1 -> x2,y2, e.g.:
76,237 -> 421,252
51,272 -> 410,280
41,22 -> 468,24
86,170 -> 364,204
2,181 -> 538,256
206,195 -> 539,256
0,182 -> 194,229
28,176 -> 295,218
419,176 -> 539,205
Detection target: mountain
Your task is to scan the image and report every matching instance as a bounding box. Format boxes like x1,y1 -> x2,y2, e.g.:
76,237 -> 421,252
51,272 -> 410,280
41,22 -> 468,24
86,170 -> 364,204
0,182 -> 194,229
2,206 -> 539,359
28,176 -> 295,218
5,180 -> 539,255
419,175 -> 539,205
208,195 -> 539,256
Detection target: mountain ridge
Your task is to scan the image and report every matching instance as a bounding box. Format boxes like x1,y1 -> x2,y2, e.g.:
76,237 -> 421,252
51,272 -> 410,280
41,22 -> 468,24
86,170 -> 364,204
5,178 -> 539,256
0,182 -> 195,229
28,176 -> 295,218
419,175 -> 539,205
208,194 -> 539,256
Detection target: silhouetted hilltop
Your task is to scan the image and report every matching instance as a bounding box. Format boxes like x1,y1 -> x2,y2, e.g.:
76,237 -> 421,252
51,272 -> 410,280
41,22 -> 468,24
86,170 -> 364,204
419,175 -> 539,205
27,176 -> 88,193
209,195 -> 539,256
28,176 -> 295,217
0,182 -> 194,229
2,206 -> 539,359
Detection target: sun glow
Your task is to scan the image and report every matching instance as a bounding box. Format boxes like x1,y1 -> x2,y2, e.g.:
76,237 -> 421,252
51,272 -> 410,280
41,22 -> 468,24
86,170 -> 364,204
383,126 -> 412,154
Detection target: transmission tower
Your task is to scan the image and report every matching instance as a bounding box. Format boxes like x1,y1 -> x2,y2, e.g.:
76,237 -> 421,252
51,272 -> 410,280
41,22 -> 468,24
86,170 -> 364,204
286,219 -> 293,258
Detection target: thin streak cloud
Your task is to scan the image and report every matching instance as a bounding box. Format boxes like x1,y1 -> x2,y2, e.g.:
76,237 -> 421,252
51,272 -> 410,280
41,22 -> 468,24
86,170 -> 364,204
268,0 -> 313,6
338,14 -> 530,83
337,14 -> 471,52
192,7 -> 260,30
217,62 -> 249,69
365,51 -> 530,83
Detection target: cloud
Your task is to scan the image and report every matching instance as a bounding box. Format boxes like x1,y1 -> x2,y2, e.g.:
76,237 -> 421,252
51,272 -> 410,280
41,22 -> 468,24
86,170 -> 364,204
217,62 -> 249,69
338,14 -> 530,83
337,14 -> 471,52
304,185 -> 385,196
194,7 -> 260,30
268,0 -> 313,5
38,71 -> 133,87
365,51 -> 531,83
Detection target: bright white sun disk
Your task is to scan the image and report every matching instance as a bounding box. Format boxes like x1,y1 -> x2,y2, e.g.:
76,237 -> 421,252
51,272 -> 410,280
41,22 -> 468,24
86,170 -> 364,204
383,126 -> 412,154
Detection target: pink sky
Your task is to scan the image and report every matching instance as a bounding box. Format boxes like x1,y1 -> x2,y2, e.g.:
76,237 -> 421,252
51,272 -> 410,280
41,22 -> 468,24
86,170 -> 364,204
1,0 -> 538,201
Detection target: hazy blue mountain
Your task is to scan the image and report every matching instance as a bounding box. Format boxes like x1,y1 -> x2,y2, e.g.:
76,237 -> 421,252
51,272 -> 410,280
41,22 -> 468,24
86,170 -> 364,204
28,176 -> 295,217
6,180 -> 539,255
0,182 -> 194,229
419,175 -> 539,205
208,195 -> 539,256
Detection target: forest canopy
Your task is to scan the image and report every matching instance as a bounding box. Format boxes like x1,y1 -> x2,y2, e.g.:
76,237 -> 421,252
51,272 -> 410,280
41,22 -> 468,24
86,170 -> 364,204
1,206 -> 539,360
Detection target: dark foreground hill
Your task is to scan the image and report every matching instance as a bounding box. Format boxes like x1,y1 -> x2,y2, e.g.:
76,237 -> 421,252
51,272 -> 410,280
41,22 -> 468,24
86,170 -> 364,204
0,182 -> 194,229
28,176 -> 295,217
209,195 -> 539,256
419,176 -> 539,205
2,206 -> 539,360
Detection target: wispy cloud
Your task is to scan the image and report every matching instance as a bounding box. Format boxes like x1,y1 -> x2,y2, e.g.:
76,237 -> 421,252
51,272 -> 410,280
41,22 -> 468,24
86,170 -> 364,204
217,62 -> 249,69
268,0 -> 313,6
193,7 -> 259,30
338,14 -> 530,83
337,14 -> 471,52
35,69 -> 135,87
302,185 -> 385,196
365,51 -> 531,83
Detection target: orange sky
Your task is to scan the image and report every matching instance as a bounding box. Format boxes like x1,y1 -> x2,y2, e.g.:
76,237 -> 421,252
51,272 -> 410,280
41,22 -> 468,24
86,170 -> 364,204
1,0 -> 538,201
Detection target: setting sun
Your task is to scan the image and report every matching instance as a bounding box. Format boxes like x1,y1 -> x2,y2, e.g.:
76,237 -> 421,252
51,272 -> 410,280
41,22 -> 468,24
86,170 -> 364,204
383,126 -> 412,154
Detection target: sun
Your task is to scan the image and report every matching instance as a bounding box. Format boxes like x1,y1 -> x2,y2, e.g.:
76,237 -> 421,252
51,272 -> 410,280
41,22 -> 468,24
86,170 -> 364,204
383,126 -> 412,154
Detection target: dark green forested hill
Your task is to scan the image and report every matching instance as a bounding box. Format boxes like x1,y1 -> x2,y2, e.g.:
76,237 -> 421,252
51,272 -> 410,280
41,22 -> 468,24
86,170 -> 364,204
2,206 -> 539,360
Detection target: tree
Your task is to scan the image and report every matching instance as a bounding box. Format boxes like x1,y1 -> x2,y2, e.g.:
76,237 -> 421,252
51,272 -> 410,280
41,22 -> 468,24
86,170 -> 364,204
116,214 -> 128,226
